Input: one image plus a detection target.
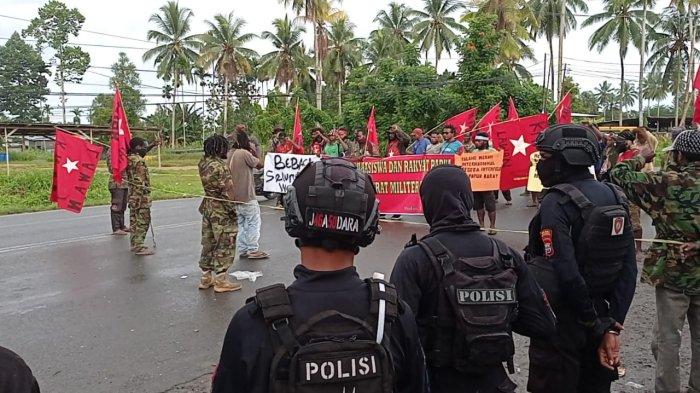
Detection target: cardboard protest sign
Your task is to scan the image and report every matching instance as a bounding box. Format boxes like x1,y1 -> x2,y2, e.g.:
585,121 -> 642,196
454,150 -> 504,191
263,153 -> 320,193
527,151 -> 544,192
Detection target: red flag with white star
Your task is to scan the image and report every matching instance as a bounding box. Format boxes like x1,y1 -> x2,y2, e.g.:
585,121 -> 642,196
50,129 -> 103,213
555,92 -> 573,124
507,97 -> 519,121
366,106 -> 379,151
492,114 -> 549,190
476,104 -> 502,136
444,108 -> 477,142
292,102 -> 305,154
110,89 -> 132,184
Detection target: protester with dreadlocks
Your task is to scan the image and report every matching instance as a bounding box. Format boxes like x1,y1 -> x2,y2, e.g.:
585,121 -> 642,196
197,135 -> 241,293
126,137 -> 159,256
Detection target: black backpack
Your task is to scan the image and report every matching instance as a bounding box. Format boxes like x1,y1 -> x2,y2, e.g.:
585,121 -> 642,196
545,183 -> 633,295
417,236 -> 518,374
253,278 -> 398,393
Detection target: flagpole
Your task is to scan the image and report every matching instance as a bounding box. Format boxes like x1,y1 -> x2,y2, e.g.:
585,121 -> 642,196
549,89 -> 573,121
364,106 -> 374,154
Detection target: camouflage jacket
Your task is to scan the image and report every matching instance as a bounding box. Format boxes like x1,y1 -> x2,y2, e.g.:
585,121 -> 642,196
610,155 -> 700,294
126,154 -> 151,208
198,156 -> 236,215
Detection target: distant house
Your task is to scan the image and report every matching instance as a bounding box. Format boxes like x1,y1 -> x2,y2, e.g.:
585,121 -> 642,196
23,136 -> 54,150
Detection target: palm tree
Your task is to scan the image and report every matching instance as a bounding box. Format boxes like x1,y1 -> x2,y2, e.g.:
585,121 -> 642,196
70,108 -> 83,124
617,81 -> 639,117
365,29 -> 402,68
412,0 -> 466,69
583,0 -> 646,126
373,2 -> 416,48
280,0 -> 343,110
530,0 -> 588,98
465,0 -> 536,68
643,71 -> 668,117
646,7 -> 699,124
325,17 -> 362,115
143,1 -> 200,148
637,0 -> 658,126
197,12 -> 257,132
260,15 -> 307,93
594,80 -> 616,121
41,104 -> 52,122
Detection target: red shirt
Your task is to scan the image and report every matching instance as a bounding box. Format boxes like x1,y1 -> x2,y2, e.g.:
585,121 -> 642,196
274,140 -> 295,154
618,149 -> 638,162
387,140 -> 402,157
311,141 -> 324,156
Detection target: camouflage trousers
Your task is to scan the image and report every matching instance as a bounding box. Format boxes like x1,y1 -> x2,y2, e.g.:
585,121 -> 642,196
129,207 -> 151,250
199,210 -> 237,273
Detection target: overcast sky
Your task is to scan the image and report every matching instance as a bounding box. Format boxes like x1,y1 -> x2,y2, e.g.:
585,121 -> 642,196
0,0 -> 668,122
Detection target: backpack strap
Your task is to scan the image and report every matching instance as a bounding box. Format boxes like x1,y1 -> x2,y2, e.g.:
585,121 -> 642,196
418,236 -> 456,277
366,278 -> 399,344
603,182 -> 630,210
254,284 -> 298,354
550,183 -> 596,220
491,238 -> 515,269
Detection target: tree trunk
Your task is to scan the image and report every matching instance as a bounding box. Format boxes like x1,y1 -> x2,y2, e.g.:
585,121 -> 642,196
435,52 -> 439,70
681,11 -> 696,123
337,79 -> 342,116
638,0 -> 647,127
549,37 -> 556,101
619,53 -> 625,126
557,0 -> 566,100
59,67 -> 67,124
675,65 -> 681,125
223,76 -> 229,133
314,23 -> 323,110
181,83 -> 186,144
171,72 -> 177,149
657,100 -> 660,118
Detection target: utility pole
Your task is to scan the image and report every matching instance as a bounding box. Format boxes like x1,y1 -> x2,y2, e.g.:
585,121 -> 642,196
542,54 -> 548,113
557,0 -> 567,100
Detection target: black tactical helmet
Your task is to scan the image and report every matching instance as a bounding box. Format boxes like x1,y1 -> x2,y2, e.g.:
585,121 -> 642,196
535,124 -> 601,166
283,158 -> 380,253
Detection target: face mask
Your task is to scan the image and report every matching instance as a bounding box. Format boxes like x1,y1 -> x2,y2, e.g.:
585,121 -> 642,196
536,157 -> 562,187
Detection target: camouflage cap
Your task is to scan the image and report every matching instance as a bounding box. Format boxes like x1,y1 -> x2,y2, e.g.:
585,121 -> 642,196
663,130 -> 700,154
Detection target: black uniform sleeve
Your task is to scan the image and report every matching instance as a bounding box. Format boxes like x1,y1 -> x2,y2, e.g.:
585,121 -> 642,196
392,301 -> 429,393
390,247 -> 425,315
610,242 -> 638,324
509,249 -> 557,339
538,194 -> 597,323
212,304 -> 271,393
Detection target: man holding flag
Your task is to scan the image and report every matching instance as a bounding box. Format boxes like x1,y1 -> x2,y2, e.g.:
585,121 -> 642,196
108,89 -> 131,235
126,137 -> 159,256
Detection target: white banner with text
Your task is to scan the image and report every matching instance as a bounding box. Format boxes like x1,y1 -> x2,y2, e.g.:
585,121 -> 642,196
263,153 -> 320,193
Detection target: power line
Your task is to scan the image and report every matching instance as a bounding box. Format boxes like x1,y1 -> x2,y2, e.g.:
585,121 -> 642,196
0,36 -> 149,50
0,13 -> 150,43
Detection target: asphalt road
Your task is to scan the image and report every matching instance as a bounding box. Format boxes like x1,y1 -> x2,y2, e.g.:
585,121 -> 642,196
0,193 -> 691,392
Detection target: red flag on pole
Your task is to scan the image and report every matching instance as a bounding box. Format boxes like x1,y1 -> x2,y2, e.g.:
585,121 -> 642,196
555,92 -> 573,124
507,97 -> 519,121
476,104 -> 502,136
444,108 -> 477,142
292,102 -> 304,154
50,130 -> 103,213
492,114 -> 549,190
693,66 -> 700,90
692,67 -> 700,125
110,89 -> 132,184
366,106 -> 379,151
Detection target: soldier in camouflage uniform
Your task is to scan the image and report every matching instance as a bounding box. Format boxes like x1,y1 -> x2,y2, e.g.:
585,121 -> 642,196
609,130 -> 700,393
126,137 -> 158,256
198,135 -> 241,293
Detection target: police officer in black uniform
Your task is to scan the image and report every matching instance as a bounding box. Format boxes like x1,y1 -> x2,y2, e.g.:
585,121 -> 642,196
391,165 -> 557,393
526,124 -> 637,393
212,158 -> 427,393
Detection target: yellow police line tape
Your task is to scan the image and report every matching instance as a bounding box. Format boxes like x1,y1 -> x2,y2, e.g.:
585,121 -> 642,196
63,130 -> 684,246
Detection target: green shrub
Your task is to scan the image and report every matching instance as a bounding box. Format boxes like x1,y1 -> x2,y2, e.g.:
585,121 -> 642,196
8,149 -> 53,162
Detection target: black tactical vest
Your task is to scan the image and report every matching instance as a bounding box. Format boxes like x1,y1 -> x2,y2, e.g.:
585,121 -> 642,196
253,279 -> 398,393
417,237 -> 518,374
527,182 -> 633,296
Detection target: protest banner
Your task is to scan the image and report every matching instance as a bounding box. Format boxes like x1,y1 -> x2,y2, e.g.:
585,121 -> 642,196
454,150 -> 504,191
263,153 -> 320,193
527,151 -> 544,192
356,154 -> 453,215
